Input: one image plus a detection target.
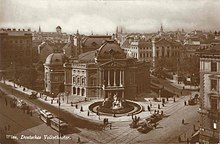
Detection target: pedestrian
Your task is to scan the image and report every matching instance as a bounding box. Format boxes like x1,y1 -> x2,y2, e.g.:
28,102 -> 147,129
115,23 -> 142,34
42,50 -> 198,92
161,110 -> 163,115
57,99 -> 59,103
76,104 -> 78,109
184,101 -> 186,106
147,105 -> 151,111
77,137 -> 81,143
167,97 -> 169,101
51,99 -> 53,104
103,118 -> 106,125
162,103 -> 164,107
173,97 -> 175,102
158,104 -> 160,109
80,106 -> 83,112
110,123 -> 112,130
87,111 -> 90,116
182,119 -> 184,124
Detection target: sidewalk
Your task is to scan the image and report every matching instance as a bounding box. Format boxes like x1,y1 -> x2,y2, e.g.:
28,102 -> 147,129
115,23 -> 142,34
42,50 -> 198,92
0,80 -> 186,123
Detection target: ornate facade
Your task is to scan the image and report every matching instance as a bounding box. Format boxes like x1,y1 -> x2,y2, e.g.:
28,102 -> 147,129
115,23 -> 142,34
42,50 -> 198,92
44,52 -> 66,94
64,40 -> 150,99
198,45 -> 220,143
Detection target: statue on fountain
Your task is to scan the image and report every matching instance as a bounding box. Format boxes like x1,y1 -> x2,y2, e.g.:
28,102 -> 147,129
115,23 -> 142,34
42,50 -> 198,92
112,93 -> 123,110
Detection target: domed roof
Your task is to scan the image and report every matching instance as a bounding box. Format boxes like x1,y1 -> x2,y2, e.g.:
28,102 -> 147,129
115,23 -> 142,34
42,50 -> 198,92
45,52 -> 66,65
56,26 -> 61,29
96,40 -> 126,59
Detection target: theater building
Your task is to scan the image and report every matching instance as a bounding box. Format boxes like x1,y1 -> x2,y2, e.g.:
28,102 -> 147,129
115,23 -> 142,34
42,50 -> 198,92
44,52 -> 66,94
64,40 -> 150,99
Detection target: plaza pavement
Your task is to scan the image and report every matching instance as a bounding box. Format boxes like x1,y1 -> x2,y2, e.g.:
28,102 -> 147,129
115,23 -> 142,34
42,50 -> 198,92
0,80 -> 198,124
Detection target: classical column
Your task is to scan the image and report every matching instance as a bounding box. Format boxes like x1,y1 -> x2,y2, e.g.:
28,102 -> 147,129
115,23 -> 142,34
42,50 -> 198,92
108,70 -> 110,86
119,70 -> 122,86
101,70 -> 104,86
114,70 -> 116,86
122,70 -> 124,86
122,91 -> 124,99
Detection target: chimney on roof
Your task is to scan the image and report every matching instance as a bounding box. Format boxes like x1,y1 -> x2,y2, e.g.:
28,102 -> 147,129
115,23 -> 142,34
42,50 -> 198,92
23,29 -> 25,31
7,28 -> 11,31
18,29 -> 20,31
13,28 -> 16,31
28,28 -> 31,31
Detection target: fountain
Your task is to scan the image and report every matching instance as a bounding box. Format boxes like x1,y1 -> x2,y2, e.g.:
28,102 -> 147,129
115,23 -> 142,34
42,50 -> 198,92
89,93 -> 143,117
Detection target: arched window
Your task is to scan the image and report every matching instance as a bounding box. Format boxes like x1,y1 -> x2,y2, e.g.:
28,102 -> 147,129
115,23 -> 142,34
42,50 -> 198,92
73,87 -> 76,94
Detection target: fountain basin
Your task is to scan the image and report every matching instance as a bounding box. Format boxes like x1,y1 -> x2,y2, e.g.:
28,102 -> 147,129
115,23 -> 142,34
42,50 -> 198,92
89,100 -> 143,117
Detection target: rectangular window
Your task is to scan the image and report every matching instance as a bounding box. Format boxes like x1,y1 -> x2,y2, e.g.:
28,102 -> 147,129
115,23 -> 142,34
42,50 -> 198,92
211,62 -> 217,72
210,97 -> 218,111
210,79 -> 217,91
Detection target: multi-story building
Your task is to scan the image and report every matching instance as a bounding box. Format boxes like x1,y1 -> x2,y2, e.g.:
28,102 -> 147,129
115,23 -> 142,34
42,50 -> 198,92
63,40 -> 150,99
0,28 -> 32,79
44,52 -> 66,94
122,37 -> 181,63
198,44 -> 220,143
32,26 -> 69,43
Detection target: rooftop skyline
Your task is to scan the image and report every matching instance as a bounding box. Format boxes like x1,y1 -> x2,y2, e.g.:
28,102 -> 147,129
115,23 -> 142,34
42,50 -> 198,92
1,0 -> 220,35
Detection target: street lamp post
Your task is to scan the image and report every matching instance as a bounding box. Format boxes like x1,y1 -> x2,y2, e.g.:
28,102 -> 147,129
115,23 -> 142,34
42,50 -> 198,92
58,92 -> 61,144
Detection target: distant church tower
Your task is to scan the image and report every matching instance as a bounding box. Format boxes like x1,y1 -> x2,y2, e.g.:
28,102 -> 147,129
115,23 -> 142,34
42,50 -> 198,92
160,24 -> 164,33
39,26 -> 41,32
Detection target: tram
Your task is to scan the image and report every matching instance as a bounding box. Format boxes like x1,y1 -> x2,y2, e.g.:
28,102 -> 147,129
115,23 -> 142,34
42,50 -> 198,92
50,117 -> 68,133
39,109 -> 53,125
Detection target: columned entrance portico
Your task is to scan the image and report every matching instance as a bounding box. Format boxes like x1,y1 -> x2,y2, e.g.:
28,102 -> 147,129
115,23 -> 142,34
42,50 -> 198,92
103,69 -> 124,87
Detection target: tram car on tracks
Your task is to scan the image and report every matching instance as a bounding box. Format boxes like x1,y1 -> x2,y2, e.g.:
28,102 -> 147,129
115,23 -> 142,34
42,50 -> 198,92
38,109 -> 68,133
50,117 -> 68,134
39,109 -> 53,125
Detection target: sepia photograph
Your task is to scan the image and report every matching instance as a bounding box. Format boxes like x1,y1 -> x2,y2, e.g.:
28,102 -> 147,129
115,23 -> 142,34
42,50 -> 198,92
0,0 -> 219,143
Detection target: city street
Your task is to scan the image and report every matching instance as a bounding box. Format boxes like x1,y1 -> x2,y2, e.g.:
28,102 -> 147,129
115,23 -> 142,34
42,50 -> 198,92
0,82 -> 200,144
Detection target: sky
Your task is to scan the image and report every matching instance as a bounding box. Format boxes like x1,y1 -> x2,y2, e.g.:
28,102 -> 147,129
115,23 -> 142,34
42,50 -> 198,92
0,0 -> 220,35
